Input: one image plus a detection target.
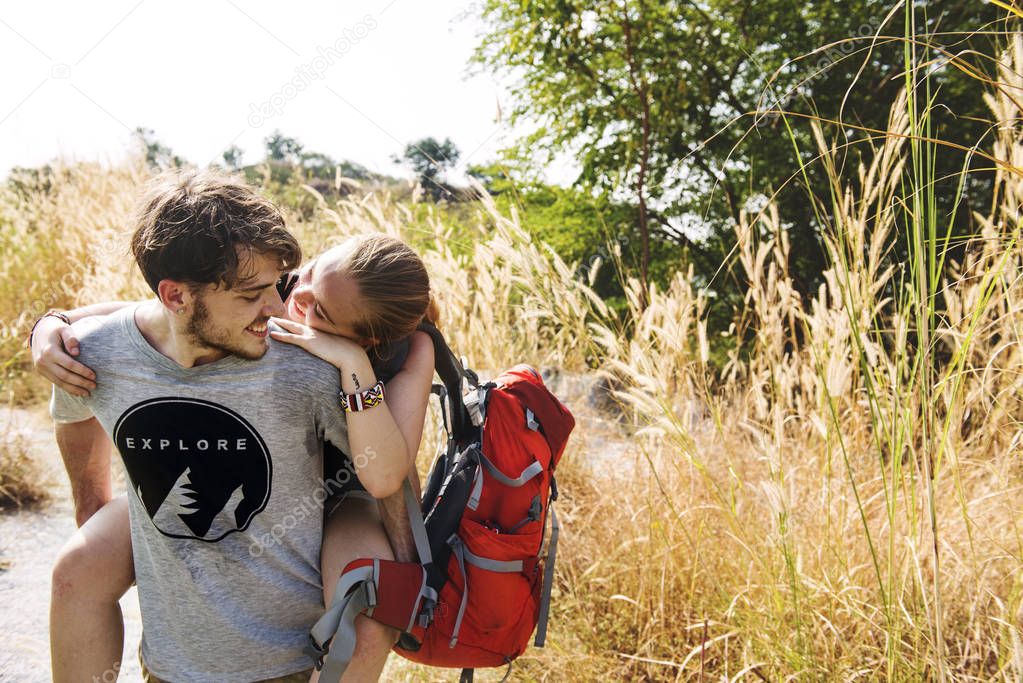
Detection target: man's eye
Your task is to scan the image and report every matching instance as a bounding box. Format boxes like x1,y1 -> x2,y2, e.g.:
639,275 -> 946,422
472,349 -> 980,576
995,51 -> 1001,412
242,294 -> 260,302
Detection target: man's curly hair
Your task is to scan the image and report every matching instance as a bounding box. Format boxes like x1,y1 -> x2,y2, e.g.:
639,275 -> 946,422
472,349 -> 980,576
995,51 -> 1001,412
131,168 -> 301,293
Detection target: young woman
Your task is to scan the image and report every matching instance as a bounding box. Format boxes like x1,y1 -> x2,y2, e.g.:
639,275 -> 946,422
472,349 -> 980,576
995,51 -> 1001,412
32,234 -> 438,682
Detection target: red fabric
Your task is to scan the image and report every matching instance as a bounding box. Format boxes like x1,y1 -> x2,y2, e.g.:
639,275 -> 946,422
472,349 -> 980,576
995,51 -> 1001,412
341,557 -> 374,573
500,365 -> 575,467
333,364 -> 575,671
367,561 -> 427,632
398,364 -> 574,668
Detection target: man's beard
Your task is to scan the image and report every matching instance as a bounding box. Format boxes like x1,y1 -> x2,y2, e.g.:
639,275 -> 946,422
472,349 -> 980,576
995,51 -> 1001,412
186,296 -> 269,361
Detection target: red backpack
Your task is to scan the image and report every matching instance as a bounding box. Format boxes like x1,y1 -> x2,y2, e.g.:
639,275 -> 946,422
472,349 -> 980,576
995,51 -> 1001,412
307,324 -> 575,682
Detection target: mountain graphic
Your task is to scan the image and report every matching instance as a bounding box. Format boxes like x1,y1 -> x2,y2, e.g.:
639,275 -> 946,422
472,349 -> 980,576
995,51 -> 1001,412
114,398 -> 272,542
150,468 -> 248,539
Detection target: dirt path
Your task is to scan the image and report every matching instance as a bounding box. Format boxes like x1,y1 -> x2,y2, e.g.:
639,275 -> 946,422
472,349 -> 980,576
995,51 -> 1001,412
0,406 -> 143,683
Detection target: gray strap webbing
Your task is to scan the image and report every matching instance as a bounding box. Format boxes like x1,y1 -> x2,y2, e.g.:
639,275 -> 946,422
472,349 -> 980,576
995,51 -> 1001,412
467,467 -> 483,510
525,408 -> 539,431
309,565 -> 375,650
461,543 -> 524,573
317,585 -> 372,683
478,451 -> 543,488
402,477 -> 439,631
403,477 -> 432,566
416,585 -> 439,629
534,505 -> 559,647
464,385 -> 484,427
448,536 -> 471,648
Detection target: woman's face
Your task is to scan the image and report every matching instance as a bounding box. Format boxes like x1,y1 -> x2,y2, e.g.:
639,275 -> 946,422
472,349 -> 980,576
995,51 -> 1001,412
284,241 -> 371,345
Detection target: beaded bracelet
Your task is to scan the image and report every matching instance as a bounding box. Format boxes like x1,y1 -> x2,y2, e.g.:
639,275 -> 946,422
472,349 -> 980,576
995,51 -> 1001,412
339,380 -> 385,412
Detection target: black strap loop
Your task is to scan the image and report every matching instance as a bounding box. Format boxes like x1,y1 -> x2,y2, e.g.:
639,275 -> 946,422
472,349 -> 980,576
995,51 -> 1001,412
416,321 -> 473,441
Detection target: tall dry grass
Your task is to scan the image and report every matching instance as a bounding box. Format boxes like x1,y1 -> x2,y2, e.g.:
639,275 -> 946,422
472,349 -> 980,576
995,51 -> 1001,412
549,35 -> 1023,682
0,160 -> 151,403
0,400 -> 49,509
1,35 -> 1023,683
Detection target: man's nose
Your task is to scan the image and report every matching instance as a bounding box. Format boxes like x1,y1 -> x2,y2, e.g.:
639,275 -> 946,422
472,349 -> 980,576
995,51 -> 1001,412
266,289 -> 286,318
266,300 -> 285,318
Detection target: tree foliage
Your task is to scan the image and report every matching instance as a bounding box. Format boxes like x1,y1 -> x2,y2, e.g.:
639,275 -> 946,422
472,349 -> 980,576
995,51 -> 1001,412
222,144 -> 244,170
467,162 -> 675,313
396,137 -> 461,201
264,130 -> 304,165
473,1 -> 1005,303
134,128 -> 184,169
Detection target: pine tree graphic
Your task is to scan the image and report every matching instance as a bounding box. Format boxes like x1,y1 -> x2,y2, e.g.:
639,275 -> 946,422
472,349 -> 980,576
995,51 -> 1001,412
152,467 -> 203,536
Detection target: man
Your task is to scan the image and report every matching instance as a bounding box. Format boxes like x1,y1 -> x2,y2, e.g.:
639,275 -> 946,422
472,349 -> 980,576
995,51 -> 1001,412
47,168 -> 406,682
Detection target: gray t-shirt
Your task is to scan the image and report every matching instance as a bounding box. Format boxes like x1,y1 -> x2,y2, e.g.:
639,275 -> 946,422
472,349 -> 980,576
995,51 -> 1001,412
50,305 -> 350,682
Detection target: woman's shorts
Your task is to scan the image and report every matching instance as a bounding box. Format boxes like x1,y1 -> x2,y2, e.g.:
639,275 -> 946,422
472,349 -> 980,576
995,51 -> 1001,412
323,443 -> 375,516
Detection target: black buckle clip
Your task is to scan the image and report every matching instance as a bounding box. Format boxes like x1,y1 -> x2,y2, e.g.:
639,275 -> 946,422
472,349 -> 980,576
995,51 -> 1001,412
304,635 -> 329,671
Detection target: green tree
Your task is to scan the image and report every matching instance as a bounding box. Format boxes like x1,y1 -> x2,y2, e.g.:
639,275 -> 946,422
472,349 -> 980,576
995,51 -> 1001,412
473,1 -> 1003,304
299,151 -> 338,180
396,137 -> 461,201
134,128 -> 183,169
264,130 -> 304,165
222,144 -> 244,170
299,151 -> 372,182
466,162 -> 675,314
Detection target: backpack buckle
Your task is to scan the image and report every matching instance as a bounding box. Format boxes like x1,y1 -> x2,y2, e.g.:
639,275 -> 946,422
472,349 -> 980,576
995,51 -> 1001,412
304,634 -> 329,670
463,387 -> 485,427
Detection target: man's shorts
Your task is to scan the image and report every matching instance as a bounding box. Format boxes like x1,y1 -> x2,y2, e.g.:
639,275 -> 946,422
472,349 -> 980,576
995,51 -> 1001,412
140,650 -> 313,683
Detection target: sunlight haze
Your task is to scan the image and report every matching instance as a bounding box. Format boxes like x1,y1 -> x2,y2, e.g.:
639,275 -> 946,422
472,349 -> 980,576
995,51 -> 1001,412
0,0 -> 516,179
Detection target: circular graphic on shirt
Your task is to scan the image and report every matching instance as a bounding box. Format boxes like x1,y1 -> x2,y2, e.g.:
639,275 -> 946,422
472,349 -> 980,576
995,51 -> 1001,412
113,398 -> 272,542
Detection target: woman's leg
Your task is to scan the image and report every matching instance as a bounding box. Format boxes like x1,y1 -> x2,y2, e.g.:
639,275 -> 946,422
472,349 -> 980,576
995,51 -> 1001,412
312,496 -> 399,683
50,495 -> 134,683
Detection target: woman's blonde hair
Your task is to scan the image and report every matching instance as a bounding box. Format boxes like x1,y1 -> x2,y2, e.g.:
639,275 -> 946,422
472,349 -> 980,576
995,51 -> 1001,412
341,234 -> 439,347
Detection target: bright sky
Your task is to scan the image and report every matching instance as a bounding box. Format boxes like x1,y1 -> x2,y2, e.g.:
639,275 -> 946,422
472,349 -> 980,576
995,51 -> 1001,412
0,0 -> 546,182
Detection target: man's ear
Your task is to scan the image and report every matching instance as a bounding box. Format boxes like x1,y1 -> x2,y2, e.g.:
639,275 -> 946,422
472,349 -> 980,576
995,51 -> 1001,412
157,279 -> 191,314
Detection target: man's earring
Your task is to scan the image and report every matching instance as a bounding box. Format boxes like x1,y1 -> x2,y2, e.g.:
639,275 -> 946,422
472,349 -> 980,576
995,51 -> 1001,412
176,308 -> 185,315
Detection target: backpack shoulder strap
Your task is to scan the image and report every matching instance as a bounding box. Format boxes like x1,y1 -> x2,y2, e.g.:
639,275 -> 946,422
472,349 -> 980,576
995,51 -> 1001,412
416,321 -> 474,441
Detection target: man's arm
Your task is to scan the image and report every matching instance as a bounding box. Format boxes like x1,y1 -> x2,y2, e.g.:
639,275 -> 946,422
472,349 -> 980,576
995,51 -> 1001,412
376,471 -> 422,563
55,418 -> 113,527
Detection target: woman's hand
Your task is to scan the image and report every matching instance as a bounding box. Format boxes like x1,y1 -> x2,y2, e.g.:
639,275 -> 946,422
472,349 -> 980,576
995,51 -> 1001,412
31,317 -> 97,397
268,317 -> 366,368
